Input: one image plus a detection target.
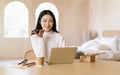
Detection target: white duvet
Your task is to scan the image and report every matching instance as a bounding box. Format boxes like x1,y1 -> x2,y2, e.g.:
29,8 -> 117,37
77,36 -> 120,61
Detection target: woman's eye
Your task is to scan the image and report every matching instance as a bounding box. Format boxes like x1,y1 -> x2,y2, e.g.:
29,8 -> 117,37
49,20 -> 53,22
43,20 -> 46,22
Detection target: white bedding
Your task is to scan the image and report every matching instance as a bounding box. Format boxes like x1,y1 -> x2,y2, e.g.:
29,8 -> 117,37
77,36 -> 120,61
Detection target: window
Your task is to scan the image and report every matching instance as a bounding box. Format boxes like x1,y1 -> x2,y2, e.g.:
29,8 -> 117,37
4,1 -> 29,38
36,2 -> 59,30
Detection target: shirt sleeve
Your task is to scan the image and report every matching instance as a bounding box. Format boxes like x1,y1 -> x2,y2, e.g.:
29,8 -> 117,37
30,34 -> 45,57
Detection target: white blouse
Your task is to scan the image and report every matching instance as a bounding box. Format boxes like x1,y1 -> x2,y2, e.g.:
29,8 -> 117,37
30,31 -> 65,61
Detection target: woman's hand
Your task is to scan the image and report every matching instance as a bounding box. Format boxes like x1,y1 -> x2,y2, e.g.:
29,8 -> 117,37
37,29 -> 45,37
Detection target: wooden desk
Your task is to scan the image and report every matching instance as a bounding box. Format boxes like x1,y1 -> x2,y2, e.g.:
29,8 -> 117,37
0,60 -> 120,75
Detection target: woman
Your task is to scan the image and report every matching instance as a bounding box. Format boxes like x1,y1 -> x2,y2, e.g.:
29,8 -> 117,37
30,10 -> 66,65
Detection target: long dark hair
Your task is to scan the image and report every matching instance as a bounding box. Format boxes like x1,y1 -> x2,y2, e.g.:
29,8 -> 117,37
31,10 -> 59,35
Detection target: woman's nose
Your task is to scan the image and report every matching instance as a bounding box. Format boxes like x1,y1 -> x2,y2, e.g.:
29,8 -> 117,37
46,21 -> 49,24
46,21 -> 50,26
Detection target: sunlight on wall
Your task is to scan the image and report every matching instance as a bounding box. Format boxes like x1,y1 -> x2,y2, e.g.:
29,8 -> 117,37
4,1 -> 29,38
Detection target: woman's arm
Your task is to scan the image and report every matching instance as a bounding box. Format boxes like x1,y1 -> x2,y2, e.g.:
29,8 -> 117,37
30,34 -> 45,57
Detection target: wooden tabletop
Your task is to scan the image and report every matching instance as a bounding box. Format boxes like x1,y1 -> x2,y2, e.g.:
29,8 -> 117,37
0,59 -> 120,75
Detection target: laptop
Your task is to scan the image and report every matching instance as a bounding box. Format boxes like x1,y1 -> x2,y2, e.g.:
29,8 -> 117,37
47,47 -> 77,65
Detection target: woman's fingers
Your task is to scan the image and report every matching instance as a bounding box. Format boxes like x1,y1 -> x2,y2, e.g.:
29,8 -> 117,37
37,29 -> 45,37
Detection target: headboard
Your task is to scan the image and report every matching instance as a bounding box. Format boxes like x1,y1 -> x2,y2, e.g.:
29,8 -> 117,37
103,30 -> 120,37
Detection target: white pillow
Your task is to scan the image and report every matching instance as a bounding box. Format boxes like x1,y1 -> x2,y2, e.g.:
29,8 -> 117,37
98,36 -> 117,51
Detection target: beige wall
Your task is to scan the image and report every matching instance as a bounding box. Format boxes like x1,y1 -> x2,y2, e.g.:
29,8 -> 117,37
89,0 -> 120,36
0,0 -> 88,59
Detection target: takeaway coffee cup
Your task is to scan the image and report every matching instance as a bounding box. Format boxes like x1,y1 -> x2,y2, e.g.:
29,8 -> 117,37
36,57 -> 44,66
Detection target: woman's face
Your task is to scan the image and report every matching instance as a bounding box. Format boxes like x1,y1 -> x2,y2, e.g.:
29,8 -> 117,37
40,14 -> 54,32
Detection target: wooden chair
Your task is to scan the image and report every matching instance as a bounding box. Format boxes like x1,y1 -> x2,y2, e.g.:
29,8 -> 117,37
24,50 -> 36,60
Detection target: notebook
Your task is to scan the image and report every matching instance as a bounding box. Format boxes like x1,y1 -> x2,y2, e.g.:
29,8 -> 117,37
47,47 -> 77,65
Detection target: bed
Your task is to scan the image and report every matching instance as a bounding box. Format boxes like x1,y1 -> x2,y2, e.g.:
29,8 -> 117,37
77,30 -> 120,60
